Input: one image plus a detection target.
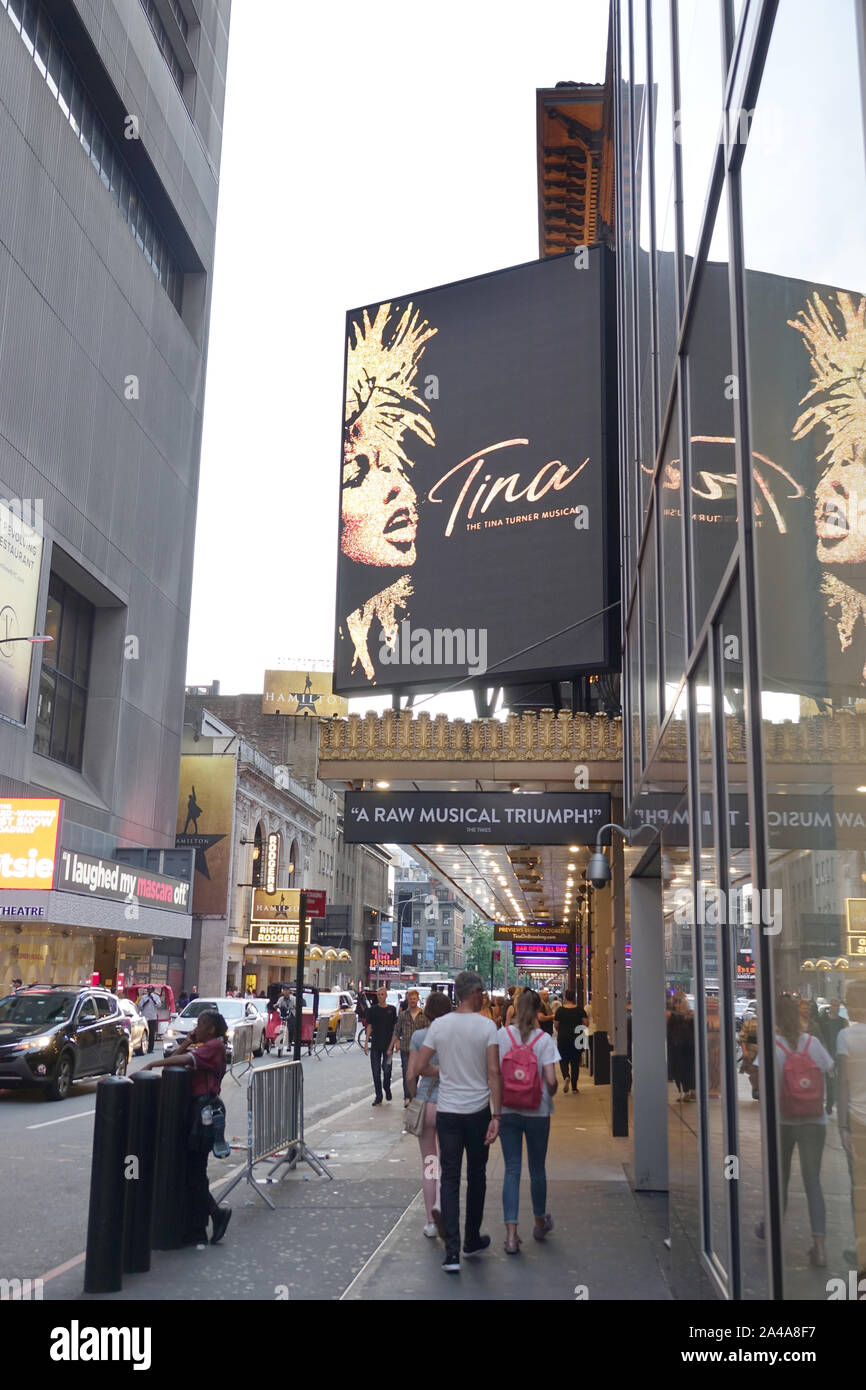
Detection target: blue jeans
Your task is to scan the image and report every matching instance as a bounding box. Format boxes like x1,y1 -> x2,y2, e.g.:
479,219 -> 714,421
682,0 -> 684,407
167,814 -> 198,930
500,1113 -> 550,1224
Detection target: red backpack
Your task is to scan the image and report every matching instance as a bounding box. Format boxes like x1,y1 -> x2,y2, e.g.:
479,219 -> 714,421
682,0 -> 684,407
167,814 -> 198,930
778,1036 -> 824,1119
501,1027 -> 543,1109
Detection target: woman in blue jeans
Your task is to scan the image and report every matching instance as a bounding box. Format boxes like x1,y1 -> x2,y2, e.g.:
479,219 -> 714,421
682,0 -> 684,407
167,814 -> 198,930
498,989 -> 560,1253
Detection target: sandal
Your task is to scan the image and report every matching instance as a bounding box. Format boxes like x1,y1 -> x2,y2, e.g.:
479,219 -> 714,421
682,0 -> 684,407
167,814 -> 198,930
533,1214 -> 554,1241
504,1234 -> 521,1255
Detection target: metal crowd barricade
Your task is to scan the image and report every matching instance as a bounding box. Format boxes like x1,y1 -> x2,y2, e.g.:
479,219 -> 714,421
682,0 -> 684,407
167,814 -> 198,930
219,1059 -> 332,1208
227,1021 -> 255,1084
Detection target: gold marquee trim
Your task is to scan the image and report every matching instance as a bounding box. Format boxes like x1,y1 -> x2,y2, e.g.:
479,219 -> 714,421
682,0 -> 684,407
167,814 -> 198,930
318,709 -> 866,767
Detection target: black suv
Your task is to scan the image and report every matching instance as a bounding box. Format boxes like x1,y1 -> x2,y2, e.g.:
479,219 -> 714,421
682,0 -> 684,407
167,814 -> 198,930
0,985 -> 131,1101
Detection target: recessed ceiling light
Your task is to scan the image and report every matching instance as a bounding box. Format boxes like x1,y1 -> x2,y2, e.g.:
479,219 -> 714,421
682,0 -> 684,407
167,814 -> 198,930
567,863 -> 576,871
569,845 -> 579,853
435,844 -> 445,851
858,786 -> 866,794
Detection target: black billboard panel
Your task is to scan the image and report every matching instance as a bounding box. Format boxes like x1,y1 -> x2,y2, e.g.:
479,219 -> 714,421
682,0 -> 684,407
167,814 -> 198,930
343,790 -> 611,845
334,250 -> 617,694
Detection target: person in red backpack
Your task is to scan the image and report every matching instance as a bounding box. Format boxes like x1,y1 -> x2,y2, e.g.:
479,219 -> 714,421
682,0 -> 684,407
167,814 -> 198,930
497,989 -> 560,1254
761,994 -> 835,1267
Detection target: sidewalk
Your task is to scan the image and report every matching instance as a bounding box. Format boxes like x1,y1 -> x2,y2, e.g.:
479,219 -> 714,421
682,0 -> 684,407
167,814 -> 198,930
45,1076 -> 673,1302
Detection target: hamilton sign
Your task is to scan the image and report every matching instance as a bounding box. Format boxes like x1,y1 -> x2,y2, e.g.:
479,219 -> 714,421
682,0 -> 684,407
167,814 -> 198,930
344,791 -> 611,846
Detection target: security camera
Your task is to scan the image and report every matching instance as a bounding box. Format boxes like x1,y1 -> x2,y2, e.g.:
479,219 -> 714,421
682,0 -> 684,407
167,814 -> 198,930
587,851 -> 611,890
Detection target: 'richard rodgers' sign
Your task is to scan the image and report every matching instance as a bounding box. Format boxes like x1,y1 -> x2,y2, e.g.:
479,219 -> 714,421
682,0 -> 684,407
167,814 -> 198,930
344,791 -> 611,846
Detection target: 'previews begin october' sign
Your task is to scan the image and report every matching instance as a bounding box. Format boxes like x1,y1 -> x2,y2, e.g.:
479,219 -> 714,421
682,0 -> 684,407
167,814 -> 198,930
0,799 -> 60,888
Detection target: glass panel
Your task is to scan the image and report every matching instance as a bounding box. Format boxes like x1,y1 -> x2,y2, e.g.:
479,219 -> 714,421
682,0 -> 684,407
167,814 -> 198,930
79,99 -> 93,158
34,668 -> 55,758
642,515 -> 659,752
73,605 -> 91,688
34,8 -> 50,76
51,676 -> 71,764
651,0 -> 677,413
741,0 -> 866,1298
685,186 -> 736,639
43,587 -> 61,647
633,0 -> 655,514
58,51 -> 73,118
676,0 -> 723,265
46,27 -> 61,96
660,392 -> 685,711
694,645 -> 730,1281
628,607 -> 641,775
718,581 -> 769,1298
618,3 -> 638,581
67,684 -> 86,768
20,0 -> 36,54
58,598 -> 76,677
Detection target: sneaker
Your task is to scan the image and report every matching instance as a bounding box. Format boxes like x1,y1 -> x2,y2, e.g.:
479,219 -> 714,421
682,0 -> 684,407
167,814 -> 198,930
463,1234 -> 491,1257
372,1098 -> 382,1106
404,1098 -> 411,1108
211,1207 -> 232,1244
385,1090 -> 392,1101
432,1207 -> 446,1241
442,1251 -> 461,1272
423,1223 -> 438,1238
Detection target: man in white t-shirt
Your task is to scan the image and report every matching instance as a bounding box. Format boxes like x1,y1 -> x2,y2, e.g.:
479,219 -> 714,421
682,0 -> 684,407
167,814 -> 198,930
415,970 -> 501,1273
836,979 -> 866,1273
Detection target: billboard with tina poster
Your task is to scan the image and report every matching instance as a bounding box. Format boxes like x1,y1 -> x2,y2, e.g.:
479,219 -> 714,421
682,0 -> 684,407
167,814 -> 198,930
175,755 -> 236,916
334,250 -> 618,694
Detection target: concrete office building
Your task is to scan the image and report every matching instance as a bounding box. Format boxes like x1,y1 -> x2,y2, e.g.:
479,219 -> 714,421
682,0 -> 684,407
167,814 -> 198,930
0,0 -> 231,989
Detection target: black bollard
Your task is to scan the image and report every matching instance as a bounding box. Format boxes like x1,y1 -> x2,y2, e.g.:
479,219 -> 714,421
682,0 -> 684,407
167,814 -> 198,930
123,1070 -> 161,1273
151,1065 -> 191,1249
84,1075 -> 134,1294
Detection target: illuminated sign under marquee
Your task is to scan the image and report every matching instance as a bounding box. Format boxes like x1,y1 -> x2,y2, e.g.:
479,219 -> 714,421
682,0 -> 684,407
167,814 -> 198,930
344,791 -> 611,846
249,921 -> 301,948
0,799 -> 60,890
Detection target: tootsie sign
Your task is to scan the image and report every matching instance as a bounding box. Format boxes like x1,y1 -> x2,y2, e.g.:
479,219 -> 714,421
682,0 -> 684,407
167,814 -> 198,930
344,791 -> 611,846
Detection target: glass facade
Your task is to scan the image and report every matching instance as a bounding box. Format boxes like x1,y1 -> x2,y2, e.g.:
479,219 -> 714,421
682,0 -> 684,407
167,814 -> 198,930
615,0 -> 866,1298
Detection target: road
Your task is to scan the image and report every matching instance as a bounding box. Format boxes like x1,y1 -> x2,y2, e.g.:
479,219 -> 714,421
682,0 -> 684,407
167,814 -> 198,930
0,1035 -> 388,1288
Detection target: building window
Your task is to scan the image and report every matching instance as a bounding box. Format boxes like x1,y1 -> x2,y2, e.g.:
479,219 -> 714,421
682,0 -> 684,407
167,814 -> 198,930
138,0 -> 185,96
1,0 -> 184,312
33,575 -> 93,769
441,931 -> 450,946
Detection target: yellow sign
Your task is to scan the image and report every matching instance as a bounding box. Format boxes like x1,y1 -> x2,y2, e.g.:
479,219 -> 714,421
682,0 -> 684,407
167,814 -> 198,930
175,756 -> 236,916
847,899 -> 866,932
0,799 -> 61,890
262,670 -> 348,717
251,888 -> 300,924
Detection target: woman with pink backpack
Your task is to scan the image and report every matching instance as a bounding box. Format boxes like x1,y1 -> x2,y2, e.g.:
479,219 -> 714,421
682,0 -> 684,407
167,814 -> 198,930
497,989 -> 560,1254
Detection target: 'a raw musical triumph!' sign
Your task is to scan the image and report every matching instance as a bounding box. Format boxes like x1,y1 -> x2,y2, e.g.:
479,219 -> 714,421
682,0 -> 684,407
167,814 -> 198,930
343,791 -> 611,846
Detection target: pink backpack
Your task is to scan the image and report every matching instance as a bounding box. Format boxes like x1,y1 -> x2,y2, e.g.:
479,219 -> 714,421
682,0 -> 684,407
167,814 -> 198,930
501,1026 -> 543,1109
778,1036 -> 824,1119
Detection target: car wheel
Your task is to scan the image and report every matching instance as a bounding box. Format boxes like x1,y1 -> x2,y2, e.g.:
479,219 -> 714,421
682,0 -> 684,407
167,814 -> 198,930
135,1031 -> 146,1056
46,1053 -> 74,1102
113,1045 -> 129,1077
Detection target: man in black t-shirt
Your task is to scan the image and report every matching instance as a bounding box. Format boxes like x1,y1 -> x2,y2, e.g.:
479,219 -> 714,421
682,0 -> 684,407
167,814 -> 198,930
364,986 -> 397,1105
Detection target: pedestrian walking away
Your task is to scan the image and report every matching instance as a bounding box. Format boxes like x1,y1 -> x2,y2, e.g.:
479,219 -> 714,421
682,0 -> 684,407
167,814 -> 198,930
414,969 -> 501,1273
553,988 -> 587,1093
394,987 -> 427,1105
365,985 -> 397,1104
498,989 -> 559,1253
139,985 -> 162,1054
407,990 -> 452,1239
143,1009 -> 232,1248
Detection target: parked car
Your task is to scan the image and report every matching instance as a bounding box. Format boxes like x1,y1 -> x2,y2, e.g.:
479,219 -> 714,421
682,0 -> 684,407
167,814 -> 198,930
0,985 -> 130,1101
162,996 -> 265,1059
117,997 -> 149,1055
316,990 -> 357,1040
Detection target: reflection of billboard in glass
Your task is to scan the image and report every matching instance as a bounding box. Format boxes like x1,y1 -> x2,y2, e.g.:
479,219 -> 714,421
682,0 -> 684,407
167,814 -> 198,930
334,252 -> 617,693
0,502 -> 43,724
673,262 -> 866,702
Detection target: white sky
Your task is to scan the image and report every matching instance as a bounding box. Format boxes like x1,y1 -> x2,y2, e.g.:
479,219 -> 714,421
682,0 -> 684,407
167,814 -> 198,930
185,0 -> 610,716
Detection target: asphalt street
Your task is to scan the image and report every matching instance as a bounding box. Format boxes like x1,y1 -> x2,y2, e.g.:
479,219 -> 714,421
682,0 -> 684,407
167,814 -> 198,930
0,1034 -> 384,1290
